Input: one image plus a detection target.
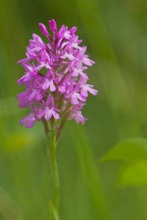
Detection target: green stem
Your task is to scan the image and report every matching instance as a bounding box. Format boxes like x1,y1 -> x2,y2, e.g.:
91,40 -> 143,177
42,117 -> 50,138
49,122 -> 60,220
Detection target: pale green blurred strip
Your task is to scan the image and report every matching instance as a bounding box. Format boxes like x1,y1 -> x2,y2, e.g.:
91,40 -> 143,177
0,0 -> 26,47
68,123 -> 111,220
75,0 -> 117,61
75,0 -> 133,140
78,0 -> 147,139
0,186 -> 22,220
0,0 -> 28,99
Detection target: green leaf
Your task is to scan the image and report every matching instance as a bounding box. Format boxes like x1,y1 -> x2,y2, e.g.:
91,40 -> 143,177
99,138 -> 147,163
117,160 -> 147,187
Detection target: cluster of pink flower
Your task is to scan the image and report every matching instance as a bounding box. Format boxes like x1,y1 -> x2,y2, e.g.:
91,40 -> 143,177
17,19 -> 97,128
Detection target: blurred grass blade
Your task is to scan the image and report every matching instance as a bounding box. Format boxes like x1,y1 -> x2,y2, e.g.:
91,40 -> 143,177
0,187 -> 22,220
76,0 -> 117,62
68,123 -> 111,220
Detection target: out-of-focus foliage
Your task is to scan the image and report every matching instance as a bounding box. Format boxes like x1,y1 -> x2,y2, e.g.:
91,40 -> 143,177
100,138 -> 147,162
0,0 -> 147,219
100,138 -> 147,187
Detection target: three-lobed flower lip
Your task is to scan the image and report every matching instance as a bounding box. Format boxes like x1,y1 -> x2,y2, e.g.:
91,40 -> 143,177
17,19 -> 98,128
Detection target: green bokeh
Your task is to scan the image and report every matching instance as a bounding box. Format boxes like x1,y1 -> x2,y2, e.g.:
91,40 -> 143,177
0,0 -> 147,219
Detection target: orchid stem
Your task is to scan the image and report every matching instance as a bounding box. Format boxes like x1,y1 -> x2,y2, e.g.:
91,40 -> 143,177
49,122 -> 60,220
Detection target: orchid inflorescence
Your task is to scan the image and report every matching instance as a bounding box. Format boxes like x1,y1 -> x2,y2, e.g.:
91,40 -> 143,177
17,19 -> 97,138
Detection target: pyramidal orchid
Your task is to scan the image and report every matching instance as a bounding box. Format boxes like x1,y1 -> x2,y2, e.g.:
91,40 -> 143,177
16,19 -> 98,220
17,19 -> 97,136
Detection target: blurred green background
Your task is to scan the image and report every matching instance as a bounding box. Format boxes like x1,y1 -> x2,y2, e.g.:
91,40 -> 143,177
0,0 -> 147,219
